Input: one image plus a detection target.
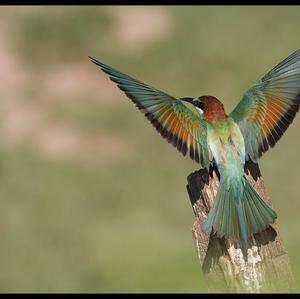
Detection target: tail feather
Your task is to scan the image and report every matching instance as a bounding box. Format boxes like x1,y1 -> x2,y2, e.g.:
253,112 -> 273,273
202,176 -> 277,251
244,180 -> 277,234
236,196 -> 248,243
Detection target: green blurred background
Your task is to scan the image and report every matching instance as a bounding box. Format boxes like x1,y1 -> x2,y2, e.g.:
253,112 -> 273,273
0,5 -> 299,292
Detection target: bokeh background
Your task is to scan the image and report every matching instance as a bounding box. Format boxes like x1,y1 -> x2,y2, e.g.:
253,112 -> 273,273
0,5 -> 299,292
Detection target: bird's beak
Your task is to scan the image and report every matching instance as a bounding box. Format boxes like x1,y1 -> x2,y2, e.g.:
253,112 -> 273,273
180,97 -> 194,104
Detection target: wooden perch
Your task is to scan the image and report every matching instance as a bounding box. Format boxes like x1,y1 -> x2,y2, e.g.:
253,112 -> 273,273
186,160 -> 296,293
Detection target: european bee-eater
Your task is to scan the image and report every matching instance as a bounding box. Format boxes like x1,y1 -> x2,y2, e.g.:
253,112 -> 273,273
90,49 -> 300,251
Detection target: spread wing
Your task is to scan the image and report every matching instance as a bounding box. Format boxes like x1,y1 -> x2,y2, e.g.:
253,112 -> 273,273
230,49 -> 300,162
90,57 -> 212,169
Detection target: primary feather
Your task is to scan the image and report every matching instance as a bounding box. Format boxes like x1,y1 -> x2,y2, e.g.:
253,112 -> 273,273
230,48 -> 300,162
89,57 -> 212,169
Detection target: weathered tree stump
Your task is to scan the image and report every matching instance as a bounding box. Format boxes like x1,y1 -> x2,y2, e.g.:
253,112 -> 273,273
186,160 -> 296,293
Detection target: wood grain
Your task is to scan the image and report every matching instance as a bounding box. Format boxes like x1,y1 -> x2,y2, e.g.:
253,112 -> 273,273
186,160 -> 296,293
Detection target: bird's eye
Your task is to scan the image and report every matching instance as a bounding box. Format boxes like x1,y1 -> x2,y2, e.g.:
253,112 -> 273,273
195,101 -> 205,110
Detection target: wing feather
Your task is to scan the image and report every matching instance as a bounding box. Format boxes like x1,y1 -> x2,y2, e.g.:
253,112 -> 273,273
230,49 -> 300,161
90,57 -> 211,168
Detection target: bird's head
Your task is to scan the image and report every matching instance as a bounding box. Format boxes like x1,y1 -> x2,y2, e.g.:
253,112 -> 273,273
180,97 -> 205,114
180,95 -> 227,121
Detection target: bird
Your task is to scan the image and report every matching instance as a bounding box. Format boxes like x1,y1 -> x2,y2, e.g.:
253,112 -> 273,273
89,49 -> 300,252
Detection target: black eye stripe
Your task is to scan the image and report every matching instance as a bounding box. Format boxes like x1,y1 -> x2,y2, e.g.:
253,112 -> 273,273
194,101 -> 205,109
